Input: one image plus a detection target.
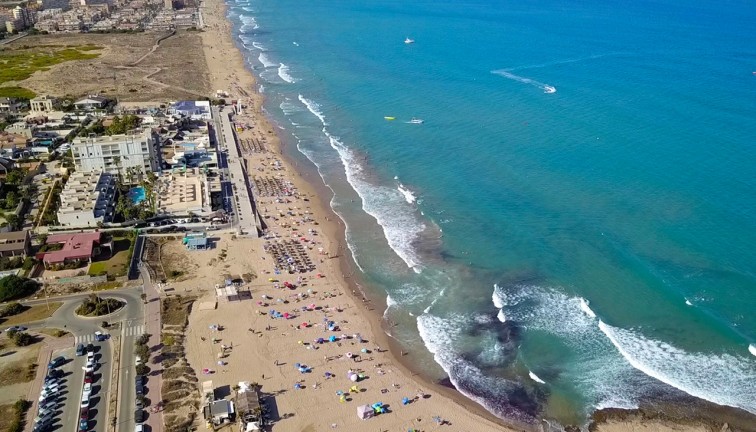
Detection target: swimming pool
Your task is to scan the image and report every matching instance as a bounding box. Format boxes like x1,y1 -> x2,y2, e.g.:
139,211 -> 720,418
128,187 -> 146,205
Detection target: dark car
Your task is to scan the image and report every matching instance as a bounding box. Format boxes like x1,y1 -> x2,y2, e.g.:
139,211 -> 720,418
135,399 -> 144,410
135,375 -> 145,386
135,383 -> 144,395
78,419 -> 88,431
76,344 -> 85,356
80,407 -> 89,420
86,343 -> 95,353
134,408 -> 145,423
47,356 -> 66,369
47,369 -> 64,378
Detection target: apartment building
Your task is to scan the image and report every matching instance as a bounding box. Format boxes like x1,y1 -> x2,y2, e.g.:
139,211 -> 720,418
57,170 -> 117,227
72,128 -> 159,177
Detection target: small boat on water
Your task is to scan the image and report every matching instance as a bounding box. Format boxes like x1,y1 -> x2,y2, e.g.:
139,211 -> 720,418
404,37 -> 415,44
544,85 -> 557,94
384,116 -> 396,121
408,117 -> 424,124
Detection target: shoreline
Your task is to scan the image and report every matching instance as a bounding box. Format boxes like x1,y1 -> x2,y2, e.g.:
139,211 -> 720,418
195,1 -> 755,431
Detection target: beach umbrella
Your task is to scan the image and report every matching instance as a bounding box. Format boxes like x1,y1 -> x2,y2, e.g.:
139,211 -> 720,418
283,312 -> 290,319
325,372 -> 332,378
402,397 -> 410,405
295,363 -> 301,368
360,348 -> 368,353
346,352 -> 353,359
299,367 -> 307,373
317,338 -> 325,344
339,395 -> 346,403
350,374 -> 358,382
294,383 -> 302,389
350,385 -> 359,393
309,303 -> 316,310
329,335 -> 337,342
336,390 -> 343,396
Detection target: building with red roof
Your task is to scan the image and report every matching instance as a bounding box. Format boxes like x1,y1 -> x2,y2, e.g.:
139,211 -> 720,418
42,232 -> 105,269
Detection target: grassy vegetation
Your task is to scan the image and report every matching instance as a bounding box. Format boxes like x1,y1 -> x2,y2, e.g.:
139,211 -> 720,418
161,296 -> 195,327
92,281 -> 122,291
0,403 -> 15,432
0,348 -> 40,386
0,87 -> 36,99
0,302 -> 62,326
88,237 -> 133,277
0,46 -> 102,86
37,328 -> 68,338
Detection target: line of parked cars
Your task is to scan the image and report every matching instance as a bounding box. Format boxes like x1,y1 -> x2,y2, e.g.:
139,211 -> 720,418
78,344 -> 98,431
134,355 -> 147,431
33,356 -> 67,432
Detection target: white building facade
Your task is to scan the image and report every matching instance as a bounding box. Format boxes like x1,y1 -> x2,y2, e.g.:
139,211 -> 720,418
57,170 -> 117,227
72,129 -> 159,177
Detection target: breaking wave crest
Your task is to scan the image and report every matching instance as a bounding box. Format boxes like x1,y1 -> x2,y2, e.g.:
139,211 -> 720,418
298,94 -> 425,272
599,321 -> 756,414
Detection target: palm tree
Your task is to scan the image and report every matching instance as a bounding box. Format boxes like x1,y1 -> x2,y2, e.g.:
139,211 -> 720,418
112,156 -> 122,184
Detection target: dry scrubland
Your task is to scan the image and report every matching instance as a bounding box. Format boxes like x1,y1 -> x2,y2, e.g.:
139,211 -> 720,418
1,31 -> 211,101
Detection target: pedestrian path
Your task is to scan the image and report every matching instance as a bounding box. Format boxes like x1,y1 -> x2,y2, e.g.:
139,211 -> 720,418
74,325 -> 144,344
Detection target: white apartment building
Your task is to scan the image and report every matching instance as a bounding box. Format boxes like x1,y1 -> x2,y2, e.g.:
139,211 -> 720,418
57,170 -> 117,227
72,129 -> 159,178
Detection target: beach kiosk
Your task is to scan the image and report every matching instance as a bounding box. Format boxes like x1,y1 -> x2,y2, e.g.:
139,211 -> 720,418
357,405 -> 374,420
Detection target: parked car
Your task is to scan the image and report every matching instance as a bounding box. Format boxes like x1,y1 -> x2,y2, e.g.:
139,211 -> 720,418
86,343 -> 95,353
47,356 -> 66,369
79,407 -> 89,420
80,396 -> 89,409
94,331 -> 108,342
5,325 -> 27,332
135,399 -> 144,410
47,369 -> 64,379
135,375 -> 145,386
135,424 -> 144,432
135,383 -> 144,395
134,409 -> 145,423
76,344 -> 85,356
78,419 -> 88,431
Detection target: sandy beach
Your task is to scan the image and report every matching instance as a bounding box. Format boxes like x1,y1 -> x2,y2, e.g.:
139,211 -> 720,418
161,1 -> 523,431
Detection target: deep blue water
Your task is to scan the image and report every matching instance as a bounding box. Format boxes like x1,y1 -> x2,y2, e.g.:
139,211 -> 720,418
227,0 -> 756,425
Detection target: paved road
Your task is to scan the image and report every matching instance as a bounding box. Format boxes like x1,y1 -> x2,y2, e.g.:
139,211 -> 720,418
115,289 -> 147,432
137,263 -> 163,432
15,288 -> 145,432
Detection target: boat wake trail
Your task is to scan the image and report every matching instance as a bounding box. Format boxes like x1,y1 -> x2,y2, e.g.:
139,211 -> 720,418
491,70 -> 556,93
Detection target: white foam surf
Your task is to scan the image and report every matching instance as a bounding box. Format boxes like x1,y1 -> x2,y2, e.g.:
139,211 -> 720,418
750,344 -> 756,357
239,15 -> 259,31
685,298 -> 693,306
278,63 -> 296,83
251,41 -> 266,51
599,320 -> 756,414
298,95 -> 425,272
529,371 -> 546,384
579,298 -> 596,318
497,309 -> 506,323
417,313 -> 536,424
397,183 -> 417,204
258,53 -> 276,68
298,94 -> 327,125
491,69 -> 557,94
493,284 -> 643,411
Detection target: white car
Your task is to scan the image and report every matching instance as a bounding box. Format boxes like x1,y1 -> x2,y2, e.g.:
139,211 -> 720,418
83,365 -> 95,373
83,383 -> 92,393
80,396 -> 89,409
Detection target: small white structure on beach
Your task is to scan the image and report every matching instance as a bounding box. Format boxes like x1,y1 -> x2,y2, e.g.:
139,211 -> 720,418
357,405 -> 374,420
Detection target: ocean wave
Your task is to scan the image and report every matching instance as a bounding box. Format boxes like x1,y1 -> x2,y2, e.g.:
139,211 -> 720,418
749,344 -> 756,357
493,284 -> 642,412
397,183 -> 417,204
298,94 -> 425,271
278,63 -> 297,83
298,94 -> 327,125
417,313 -> 538,424
497,309 -> 506,323
599,320 -> 756,414
491,69 -> 557,94
579,298 -> 596,318
529,371 -> 546,384
251,41 -> 266,51
239,15 -> 259,31
279,100 -> 303,116
258,52 -> 276,68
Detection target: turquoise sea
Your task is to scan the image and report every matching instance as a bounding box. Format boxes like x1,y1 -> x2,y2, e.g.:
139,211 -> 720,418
227,0 -> 756,426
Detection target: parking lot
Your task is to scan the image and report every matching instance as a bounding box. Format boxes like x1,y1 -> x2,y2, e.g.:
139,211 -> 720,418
34,340 -> 111,432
